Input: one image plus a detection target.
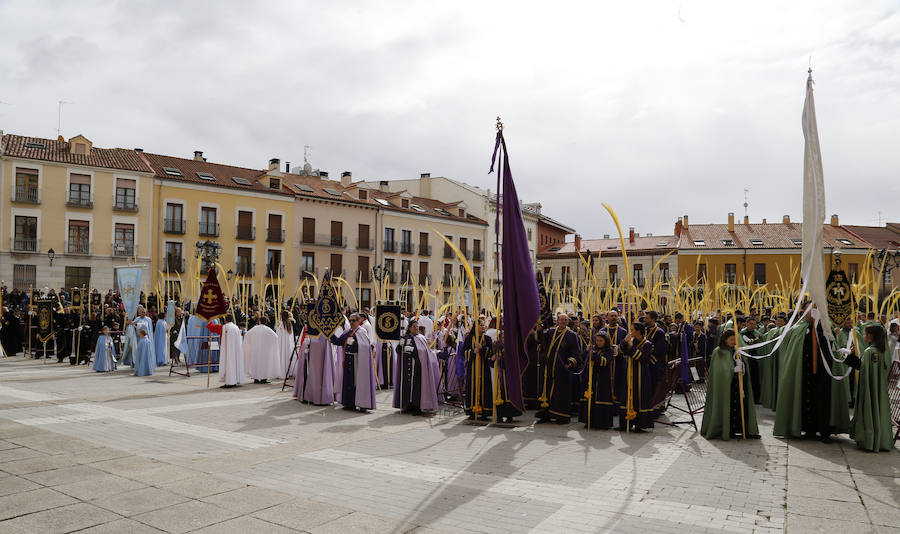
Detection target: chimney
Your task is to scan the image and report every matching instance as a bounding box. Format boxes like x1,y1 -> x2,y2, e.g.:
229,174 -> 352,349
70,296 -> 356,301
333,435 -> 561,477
193,150 -> 204,161
783,214 -> 791,224
420,173 -> 432,197
628,227 -> 635,244
379,180 -> 389,192
683,214 -> 689,228
574,234 -> 582,251
603,234 -> 610,239
830,214 -> 839,227
762,218 -> 767,224
674,217 -> 683,237
134,148 -> 143,153
341,171 -> 352,186
319,171 -> 329,179
268,158 -> 280,171
727,212 -> 735,232
743,215 -> 749,225
285,161 -> 290,173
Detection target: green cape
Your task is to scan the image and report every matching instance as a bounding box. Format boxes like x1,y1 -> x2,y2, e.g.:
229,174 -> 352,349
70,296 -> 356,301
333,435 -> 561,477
850,345 -> 893,451
701,347 -> 758,440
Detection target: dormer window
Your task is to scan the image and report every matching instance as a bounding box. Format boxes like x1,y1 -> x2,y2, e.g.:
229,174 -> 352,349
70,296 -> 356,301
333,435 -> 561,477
75,143 -> 86,155
458,208 -> 465,217
359,189 -> 368,200
269,178 -> 280,190
401,199 -> 410,208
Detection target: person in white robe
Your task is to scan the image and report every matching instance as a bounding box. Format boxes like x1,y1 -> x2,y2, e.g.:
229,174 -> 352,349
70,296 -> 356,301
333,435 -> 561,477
243,320 -> 281,383
206,315 -> 244,388
275,311 -> 296,378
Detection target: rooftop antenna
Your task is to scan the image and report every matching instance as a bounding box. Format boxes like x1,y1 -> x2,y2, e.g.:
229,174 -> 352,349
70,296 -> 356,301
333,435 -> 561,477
743,188 -> 750,219
57,100 -> 73,138
875,211 -> 884,226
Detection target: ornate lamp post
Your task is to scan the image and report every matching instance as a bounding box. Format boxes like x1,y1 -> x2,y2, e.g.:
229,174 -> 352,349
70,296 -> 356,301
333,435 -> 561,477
873,247 -> 900,298
48,248 -> 55,267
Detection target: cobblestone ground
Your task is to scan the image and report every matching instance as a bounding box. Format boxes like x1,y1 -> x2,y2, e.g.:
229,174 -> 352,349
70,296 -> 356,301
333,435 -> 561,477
0,357 -> 896,534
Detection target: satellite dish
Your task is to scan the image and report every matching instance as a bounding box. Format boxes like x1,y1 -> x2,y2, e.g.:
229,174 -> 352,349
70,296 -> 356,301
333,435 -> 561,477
303,162 -> 313,175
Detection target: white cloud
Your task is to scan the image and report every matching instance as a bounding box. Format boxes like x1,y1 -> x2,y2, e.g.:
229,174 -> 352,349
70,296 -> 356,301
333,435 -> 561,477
0,0 -> 897,236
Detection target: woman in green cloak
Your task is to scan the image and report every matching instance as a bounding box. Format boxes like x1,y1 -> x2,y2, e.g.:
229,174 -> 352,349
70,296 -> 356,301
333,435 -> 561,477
701,329 -> 759,440
842,324 -> 894,452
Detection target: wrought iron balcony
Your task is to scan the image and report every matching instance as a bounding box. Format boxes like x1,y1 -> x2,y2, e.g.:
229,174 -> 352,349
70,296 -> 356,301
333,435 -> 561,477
418,244 -> 432,256
356,237 -> 373,251
383,240 -> 397,253
164,256 -> 185,273
164,218 -> 185,234
234,261 -> 255,276
266,228 -> 285,243
11,237 -> 39,253
400,242 -> 414,254
12,185 -> 40,204
235,225 -> 256,240
199,222 -> 220,237
66,192 -> 93,208
265,264 -> 285,278
112,243 -> 136,257
66,239 -> 91,255
113,196 -> 138,212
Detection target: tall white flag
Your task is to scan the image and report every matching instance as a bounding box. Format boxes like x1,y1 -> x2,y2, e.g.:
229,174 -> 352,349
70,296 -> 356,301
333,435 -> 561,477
801,70 -> 832,339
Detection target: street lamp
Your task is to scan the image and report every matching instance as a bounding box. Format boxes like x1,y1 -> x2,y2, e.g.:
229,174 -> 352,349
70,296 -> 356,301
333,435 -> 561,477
48,248 -> 55,266
873,247 -> 900,296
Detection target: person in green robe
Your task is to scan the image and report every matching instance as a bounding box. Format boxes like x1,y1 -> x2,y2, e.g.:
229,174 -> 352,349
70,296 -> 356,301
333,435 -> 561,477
832,317 -> 855,403
841,324 -> 894,452
701,329 -> 759,440
758,314 -> 786,410
739,317 -> 763,404
773,309 -> 850,442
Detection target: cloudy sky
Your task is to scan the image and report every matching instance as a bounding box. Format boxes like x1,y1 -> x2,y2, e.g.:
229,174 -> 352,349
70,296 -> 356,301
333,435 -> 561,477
1,1 -> 897,238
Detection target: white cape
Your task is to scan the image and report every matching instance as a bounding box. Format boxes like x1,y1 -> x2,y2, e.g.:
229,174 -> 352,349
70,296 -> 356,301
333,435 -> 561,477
218,322 -> 245,385
242,325 -> 281,380
275,323 -> 296,378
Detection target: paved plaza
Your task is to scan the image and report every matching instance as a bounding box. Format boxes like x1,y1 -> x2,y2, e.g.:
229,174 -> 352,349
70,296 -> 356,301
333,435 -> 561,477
0,357 -> 896,534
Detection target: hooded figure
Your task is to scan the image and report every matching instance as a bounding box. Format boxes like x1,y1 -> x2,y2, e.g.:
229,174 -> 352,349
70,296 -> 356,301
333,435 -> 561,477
207,317 -> 244,388
92,327 -> 118,372
393,320 -> 440,414
154,317 -> 169,366
133,326 -> 155,376
243,323 -> 280,383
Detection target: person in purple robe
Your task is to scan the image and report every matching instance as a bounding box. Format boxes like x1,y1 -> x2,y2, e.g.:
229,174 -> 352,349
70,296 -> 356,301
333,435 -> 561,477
670,312 -> 694,386
374,339 -> 395,388
536,313 -> 583,424
619,322 -> 655,431
331,314 -> 376,412
294,320 -> 335,406
393,319 -> 439,414
643,311 -> 668,414
579,331 -> 619,429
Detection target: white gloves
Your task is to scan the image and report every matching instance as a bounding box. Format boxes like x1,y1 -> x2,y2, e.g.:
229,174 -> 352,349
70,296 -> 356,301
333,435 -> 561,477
733,360 -> 744,374
742,335 -> 753,344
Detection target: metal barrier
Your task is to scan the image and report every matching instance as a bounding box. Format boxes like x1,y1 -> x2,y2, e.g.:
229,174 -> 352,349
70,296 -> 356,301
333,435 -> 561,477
655,356 -> 708,432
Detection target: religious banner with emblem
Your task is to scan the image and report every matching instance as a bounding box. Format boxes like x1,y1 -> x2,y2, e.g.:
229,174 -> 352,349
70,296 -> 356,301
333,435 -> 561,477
309,272 -> 343,337
91,292 -> 101,307
71,288 -> 83,310
30,288 -> 40,309
116,266 -> 143,319
826,262 -> 852,326
36,299 -> 55,343
194,268 -> 227,322
375,303 -> 401,340
302,301 -> 319,336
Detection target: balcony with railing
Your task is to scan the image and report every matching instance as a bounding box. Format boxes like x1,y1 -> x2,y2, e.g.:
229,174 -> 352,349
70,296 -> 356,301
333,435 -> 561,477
400,242 -> 414,254
385,271 -> 398,284
442,274 -> 454,285
234,261 -> 255,277
66,239 -> 91,255
164,218 -> 185,234
10,237 -> 39,253
460,247 -> 471,260
199,222 -> 220,237
356,237 -> 373,251
472,249 -> 484,262
112,242 -> 136,257
12,185 -> 40,204
418,274 -> 433,285
300,233 -> 347,248
264,264 -> 285,278
113,196 -> 139,212
164,256 -> 185,273
266,228 -> 285,243
443,247 -> 454,259
383,240 -> 397,253
358,270 -> 373,283
235,225 -> 256,240
418,244 -> 432,256
66,191 -> 93,208
300,267 -> 319,280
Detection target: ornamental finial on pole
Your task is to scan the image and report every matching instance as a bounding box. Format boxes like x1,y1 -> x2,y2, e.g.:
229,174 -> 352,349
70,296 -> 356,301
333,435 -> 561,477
496,116 -> 503,131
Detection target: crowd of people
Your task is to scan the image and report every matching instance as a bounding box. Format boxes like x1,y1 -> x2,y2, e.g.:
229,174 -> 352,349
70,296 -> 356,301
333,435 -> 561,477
1,285 -> 897,452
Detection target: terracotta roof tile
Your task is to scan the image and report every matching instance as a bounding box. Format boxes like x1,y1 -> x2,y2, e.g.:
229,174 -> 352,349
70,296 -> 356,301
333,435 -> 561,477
843,225 -> 900,250
677,222 -> 872,249
539,235 -> 677,258
140,152 -> 293,196
1,133 -> 151,173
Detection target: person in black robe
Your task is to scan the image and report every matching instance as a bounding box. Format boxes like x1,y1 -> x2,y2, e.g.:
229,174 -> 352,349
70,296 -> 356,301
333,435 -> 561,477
169,308 -> 183,363
643,311 -> 668,414
395,319 -> 424,414
522,324 -> 543,409
331,314 -> 366,411
490,335 -> 524,423
462,320 -> 493,420
579,331 -> 620,429
1,307 -> 24,356
619,322 -> 656,431
536,313 -> 582,424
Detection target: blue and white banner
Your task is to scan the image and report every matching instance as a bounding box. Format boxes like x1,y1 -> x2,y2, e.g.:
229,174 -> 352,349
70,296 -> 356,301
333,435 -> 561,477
116,266 -> 143,320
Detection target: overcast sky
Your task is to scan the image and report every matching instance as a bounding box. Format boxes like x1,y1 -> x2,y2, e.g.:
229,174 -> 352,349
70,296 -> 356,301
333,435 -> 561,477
1,1 -> 897,239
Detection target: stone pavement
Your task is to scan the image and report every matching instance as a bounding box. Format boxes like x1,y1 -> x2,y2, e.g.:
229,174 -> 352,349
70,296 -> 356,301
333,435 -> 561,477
0,357 -> 896,533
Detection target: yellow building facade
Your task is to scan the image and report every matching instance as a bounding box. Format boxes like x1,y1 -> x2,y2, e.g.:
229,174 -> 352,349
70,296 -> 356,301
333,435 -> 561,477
0,132 -> 155,290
